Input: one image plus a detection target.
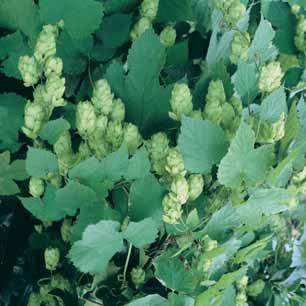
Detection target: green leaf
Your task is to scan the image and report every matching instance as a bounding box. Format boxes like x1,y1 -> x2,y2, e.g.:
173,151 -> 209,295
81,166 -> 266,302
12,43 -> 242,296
108,29 -> 172,136
97,14 -> 132,49
204,205 -> 240,241
124,218 -> 158,248
99,144 -> 129,181
0,151 -> 27,196
70,200 -> 120,242
156,0 -> 194,22
104,0 -> 139,14
154,250 -> 195,293
56,180 -> 98,216
25,147 -> 59,177
69,220 -> 124,274
248,16 -> 277,64
129,174 -> 165,225
217,121 -> 274,188
125,147 -> 151,181
178,117 -> 229,174
39,0 -> 103,39
0,0 -> 40,39
260,87 -> 287,123
238,188 -> 292,225
39,118 -> 71,145
232,60 -> 259,106
262,1 -> 296,54
128,295 -> 166,306
19,184 -> 65,222
0,93 -> 26,152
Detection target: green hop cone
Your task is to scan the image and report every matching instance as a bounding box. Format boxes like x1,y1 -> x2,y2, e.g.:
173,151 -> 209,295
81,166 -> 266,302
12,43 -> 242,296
237,276 -> 248,291
140,0 -> 159,20
236,292 -> 247,306
203,235 -> 218,252
170,177 -> 189,204
110,98 -> 125,122
60,218 -> 72,242
29,177 -> 45,198
44,247 -> 60,271
131,17 -> 151,41
77,142 -> 92,162
146,132 -> 169,175
162,193 -> 182,224
105,121 -> 123,150
27,293 -> 42,306
54,131 -> 72,157
91,79 -> 114,115
230,31 -> 250,64
131,267 -> 146,288
258,61 -> 284,94
160,26 -> 177,47
247,279 -> 265,297
123,123 -> 142,155
34,24 -> 59,64
202,258 -> 212,272
96,115 -> 108,135
203,80 -> 226,124
44,56 -> 63,77
45,73 -> 66,107
221,102 -> 235,129
165,148 -> 186,177
291,4 -> 301,15
76,101 -> 96,137
23,101 -> 46,139
188,174 -> 204,201
18,55 -> 41,87
169,83 -> 193,121
295,16 -> 306,52
46,171 -> 62,188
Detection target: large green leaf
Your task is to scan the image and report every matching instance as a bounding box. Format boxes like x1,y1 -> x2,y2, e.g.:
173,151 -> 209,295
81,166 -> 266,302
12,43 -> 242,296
39,0 -> 103,39
178,117 -> 229,174
217,121 -> 274,188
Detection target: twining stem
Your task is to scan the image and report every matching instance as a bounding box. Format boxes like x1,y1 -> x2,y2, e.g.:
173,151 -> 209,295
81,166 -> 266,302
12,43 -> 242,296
122,243 -> 133,287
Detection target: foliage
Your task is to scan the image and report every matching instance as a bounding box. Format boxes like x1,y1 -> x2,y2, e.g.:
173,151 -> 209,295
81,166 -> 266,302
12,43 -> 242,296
0,1 -> 306,306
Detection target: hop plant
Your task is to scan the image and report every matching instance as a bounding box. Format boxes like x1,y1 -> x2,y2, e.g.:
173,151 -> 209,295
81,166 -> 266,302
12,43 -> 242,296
236,292 -> 247,306
105,121 -> 123,150
214,0 -> 246,27
165,148 -> 186,177
162,193 -> 182,224
76,101 -> 97,137
45,74 -> 66,107
131,267 -> 146,288
61,218 -> 72,242
110,98 -> 125,122
295,16 -> 306,52
46,171 -> 62,188
237,276 -> 248,291
29,177 -> 45,198
258,61 -> 284,93
160,26 -> 177,47
188,174 -> 204,201
54,131 -> 72,157
140,0 -> 159,21
203,80 -> 226,124
44,56 -> 63,77
27,293 -> 42,306
202,235 -> 218,252
147,132 -> 170,175
44,247 -> 60,271
230,31 -> 250,64
169,83 -> 193,121
91,79 -> 114,115
247,279 -> 265,297
23,101 -> 46,139
123,123 -> 142,155
170,177 -> 189,204
131,17 -> 151,41
18,55 -> 40,87
34,24 -> 59,64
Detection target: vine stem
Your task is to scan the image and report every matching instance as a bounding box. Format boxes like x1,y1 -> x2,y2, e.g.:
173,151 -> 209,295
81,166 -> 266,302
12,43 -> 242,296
122,243 -> 133,286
